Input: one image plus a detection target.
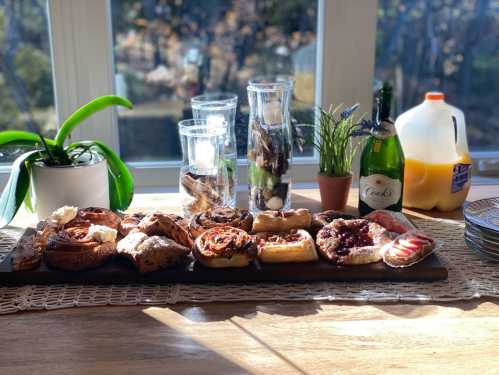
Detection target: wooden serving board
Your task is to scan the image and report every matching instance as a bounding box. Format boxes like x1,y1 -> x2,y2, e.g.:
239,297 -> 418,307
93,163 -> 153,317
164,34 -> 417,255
0,229 -> 448,285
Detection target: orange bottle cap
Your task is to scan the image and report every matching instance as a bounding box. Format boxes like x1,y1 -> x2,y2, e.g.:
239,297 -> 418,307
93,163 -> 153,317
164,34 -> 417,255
425,92 -> 445,101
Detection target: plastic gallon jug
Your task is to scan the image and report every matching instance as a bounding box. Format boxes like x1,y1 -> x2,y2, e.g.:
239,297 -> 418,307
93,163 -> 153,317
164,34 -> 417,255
395,92 -> 472,211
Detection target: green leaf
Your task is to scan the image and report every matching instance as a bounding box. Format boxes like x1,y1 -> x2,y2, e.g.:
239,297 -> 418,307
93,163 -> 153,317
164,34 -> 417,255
0,130 -> 56,148
55,96 -> 133,147
0,150 -> 40,228
68,141 -> 134,211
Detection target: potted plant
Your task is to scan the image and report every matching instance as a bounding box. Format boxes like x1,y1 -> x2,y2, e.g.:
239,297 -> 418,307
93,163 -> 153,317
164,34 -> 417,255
0,95 -> 134,226
313,104 -> 368,210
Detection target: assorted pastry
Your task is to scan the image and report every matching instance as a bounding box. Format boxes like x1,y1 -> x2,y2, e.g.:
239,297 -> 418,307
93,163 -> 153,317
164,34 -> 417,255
10,205 -> 439,274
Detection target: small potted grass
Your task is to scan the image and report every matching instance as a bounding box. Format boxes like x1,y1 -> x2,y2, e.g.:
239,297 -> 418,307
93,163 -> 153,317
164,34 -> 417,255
314,104 -> 367,210
0,95 -> 134,226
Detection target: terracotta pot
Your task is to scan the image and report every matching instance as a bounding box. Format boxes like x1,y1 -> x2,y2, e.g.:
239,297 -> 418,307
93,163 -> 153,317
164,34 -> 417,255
317,173 -> 352,211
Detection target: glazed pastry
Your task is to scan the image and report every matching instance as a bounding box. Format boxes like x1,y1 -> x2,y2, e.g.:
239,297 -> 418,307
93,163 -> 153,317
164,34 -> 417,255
117,232 -> 190,274
383,230 -> 436,268
193,226 -> 257,268
364,210 -> 416,234
252,209 -> 312,233
11,221 -> 58,271
310,210 -> 356,236
138,212 -> 193,248
189,207 -> 253,239
119,213 -> 145,236
316,219 -> 393,265
67,207 -> 122,230
256,229 -> 318,263
44,226 -> 117,271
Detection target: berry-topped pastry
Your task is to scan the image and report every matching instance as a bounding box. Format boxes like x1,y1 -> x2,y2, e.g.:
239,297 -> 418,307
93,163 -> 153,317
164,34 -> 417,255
256,229 -> 318,263
193,226 -> 257,268
382,230 -> 436,268
316,218 -> 393,265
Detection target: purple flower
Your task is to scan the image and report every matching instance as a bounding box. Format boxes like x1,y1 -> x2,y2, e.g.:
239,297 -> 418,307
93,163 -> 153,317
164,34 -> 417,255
340,103 -> 360,120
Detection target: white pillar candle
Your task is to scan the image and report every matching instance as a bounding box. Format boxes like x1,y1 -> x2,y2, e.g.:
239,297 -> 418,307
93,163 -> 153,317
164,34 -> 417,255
194,140 -> 215,171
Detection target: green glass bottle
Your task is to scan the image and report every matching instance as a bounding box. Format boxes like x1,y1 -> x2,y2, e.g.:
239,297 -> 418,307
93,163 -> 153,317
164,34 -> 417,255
358,82 -> 405,215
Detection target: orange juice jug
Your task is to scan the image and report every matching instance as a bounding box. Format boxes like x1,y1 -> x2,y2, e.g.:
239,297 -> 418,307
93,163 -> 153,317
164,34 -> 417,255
395,92 -> 472,211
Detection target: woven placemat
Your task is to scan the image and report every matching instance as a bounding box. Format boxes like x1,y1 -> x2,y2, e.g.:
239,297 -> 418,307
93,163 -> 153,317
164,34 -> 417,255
1,218 -> 498,315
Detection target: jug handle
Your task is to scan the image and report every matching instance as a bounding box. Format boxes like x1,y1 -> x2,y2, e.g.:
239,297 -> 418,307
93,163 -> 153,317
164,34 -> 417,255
452,115 -> 457,144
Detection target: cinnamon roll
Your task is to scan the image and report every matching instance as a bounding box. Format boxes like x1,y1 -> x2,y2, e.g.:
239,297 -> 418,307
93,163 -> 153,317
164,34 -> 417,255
119,212 -> 145,236
193,226 -> 257,268
189,207 -> 253,239
138,212 -> 193,248
66,207 -> 121,230
44,226 -> 117,271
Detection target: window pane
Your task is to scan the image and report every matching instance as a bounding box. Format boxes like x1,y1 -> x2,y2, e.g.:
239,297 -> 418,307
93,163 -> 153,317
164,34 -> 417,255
0,0 -> 55,161
111,0 -> 318,162
375,0 -> 499,151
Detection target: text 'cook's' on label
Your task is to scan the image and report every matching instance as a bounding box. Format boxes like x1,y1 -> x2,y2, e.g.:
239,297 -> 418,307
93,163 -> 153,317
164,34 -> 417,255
359,174 -> 402,210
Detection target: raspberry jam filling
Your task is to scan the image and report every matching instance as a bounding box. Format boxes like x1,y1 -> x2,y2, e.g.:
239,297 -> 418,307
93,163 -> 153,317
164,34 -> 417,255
336,223 -> 373,255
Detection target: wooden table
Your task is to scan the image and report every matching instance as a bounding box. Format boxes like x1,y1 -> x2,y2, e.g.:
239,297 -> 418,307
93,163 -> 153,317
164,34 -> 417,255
1,186 -> 498,375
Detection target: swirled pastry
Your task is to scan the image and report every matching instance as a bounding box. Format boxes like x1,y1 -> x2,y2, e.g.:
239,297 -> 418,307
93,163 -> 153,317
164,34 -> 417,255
316,219 -> 392,265
138,212 -> 193,248
256,229 -> 318,263
119,213 -> 145,236
44,226 -> 116,271
252,209 -> 312,233
67,207 -> 121,230
193,226 -> 257,268
117,232 -> 190,274
189,207 -> 253,239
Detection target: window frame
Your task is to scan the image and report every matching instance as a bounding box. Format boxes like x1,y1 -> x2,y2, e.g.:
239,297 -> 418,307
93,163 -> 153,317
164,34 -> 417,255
10,0 -> 374,189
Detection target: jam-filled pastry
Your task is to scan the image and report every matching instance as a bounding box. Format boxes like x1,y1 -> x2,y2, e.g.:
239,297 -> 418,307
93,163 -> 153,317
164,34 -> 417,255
252,209 -> 312,233
189,207 -> 253,239
382,230 -> 436,268
364,210 -> 416,234
66,207 -> 122,230
117,232 -> 190,274
316,219 -> 393,265
138,212 -> 193,248
193,226 -> 257,268
44,225 -> 117,271
119,212 -> 145,236
256,229 -> 318,263
310,210 -> 356,236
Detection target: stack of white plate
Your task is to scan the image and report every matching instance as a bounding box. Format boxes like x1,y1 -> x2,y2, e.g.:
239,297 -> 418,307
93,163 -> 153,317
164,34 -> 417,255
464,197 -> 499,262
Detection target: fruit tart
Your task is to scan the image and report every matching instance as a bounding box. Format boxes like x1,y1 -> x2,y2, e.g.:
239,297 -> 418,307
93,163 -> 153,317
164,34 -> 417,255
189,207 -> 253,239
310,210 -> 356,236
117,231 -> 190,274
316,218 -> 393,265
252,209 -> 312,233
382,230 -> 436,268
193,226 -> 257,268
256,229 -> 318,263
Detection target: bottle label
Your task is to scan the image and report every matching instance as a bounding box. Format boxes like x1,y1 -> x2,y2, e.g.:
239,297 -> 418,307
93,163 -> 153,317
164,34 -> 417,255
451,163 -> 472,193
360,174 -> 402,210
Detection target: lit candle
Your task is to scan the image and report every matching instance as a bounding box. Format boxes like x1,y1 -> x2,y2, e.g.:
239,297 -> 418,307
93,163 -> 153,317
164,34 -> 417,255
206,114 -> 225,128
194,140 -> 215,171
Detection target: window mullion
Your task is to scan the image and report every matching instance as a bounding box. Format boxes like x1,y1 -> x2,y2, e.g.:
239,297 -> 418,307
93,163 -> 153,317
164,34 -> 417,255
47,0 -> 119,152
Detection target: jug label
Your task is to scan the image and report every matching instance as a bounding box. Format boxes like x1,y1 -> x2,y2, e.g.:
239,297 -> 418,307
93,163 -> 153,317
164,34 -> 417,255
359,174 -> 402,209
451,163 -> 472,193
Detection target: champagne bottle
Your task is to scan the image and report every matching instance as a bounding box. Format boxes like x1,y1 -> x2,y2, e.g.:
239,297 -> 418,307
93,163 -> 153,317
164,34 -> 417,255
359,82 -> 405,215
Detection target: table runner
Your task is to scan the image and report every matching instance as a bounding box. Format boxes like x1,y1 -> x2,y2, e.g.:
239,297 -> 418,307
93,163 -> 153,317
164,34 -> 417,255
0,218 -> 497,315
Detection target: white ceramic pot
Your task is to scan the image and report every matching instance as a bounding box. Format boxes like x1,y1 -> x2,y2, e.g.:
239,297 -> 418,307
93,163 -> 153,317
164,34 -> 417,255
31,159 -> 109,220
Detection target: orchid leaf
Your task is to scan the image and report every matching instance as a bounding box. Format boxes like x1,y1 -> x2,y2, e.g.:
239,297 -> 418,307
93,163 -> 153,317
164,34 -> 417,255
55,96 -> 133,147
0,150 -> 40,228
0,130 -> 56,148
